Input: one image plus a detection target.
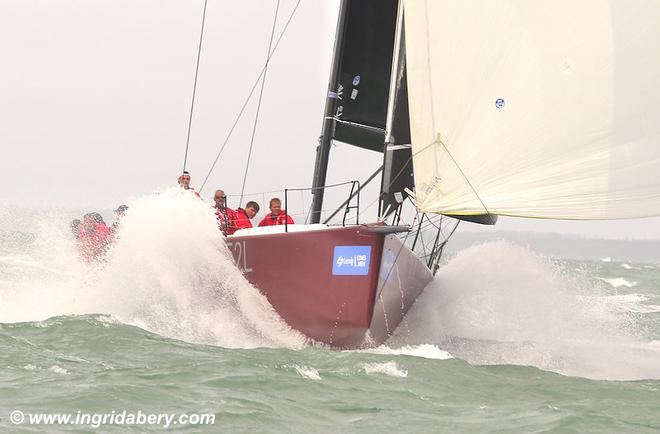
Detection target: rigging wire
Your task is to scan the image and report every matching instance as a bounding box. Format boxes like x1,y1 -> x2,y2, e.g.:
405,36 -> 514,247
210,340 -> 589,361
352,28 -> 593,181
436,138 -> 491,215
239,0 -> 281,206
199,0 -> 304,193
181,0 -> 209,173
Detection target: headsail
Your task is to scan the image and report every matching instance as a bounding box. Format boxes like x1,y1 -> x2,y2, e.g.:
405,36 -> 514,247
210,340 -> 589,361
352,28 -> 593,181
404,0 -> 660,219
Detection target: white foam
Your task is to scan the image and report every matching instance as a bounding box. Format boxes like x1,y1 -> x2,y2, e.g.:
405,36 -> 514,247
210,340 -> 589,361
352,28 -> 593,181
361,361 -> 408,378
598,277 -> 638,288
48,365 -> 68,375
387,241 -> 660,381
606,293 -> 648,303
604,294 -> 660,314
293,365 -> 322,380
601,257 -> 612,262
0,189 -> 306,350
360,344 -> 452,360
620,263 -> 639,270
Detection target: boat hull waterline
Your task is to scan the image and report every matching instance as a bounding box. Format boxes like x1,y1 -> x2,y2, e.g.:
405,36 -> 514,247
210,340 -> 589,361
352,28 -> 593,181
227,224 -> 432,348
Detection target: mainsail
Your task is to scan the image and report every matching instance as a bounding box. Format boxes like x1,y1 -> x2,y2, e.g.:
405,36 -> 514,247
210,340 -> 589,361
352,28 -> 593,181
404,0 -> 660,219
329,0 -> 400,151
311,0 -> 414,222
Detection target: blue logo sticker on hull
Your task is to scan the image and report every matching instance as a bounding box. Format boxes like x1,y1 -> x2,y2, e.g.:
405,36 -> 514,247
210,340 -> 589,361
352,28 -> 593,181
332,246 -> 371,276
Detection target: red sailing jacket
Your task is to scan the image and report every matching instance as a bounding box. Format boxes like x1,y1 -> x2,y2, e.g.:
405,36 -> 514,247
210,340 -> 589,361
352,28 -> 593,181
258,211 -> 294,227
78,223 -> 112,262
215,206 -> 237,235
228,208 -> 252,235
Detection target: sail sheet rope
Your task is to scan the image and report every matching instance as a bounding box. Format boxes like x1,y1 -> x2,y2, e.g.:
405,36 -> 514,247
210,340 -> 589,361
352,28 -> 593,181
181,0 -> 209,173
238,0 -> 281,207
198,0 -> 304,194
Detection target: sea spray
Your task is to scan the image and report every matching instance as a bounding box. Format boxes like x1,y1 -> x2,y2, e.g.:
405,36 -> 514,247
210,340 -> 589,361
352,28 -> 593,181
3,210 -> 660,431
4,201 -> 660,380
0,189 -> 306,349
388,240 -> 660,380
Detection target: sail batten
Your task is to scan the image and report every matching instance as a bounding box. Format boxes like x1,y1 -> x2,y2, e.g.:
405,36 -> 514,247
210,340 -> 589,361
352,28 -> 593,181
404,0 -> 660,220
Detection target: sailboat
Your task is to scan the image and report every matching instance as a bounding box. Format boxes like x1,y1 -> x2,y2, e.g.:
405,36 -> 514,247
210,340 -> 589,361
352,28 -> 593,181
225,0 -> 660,348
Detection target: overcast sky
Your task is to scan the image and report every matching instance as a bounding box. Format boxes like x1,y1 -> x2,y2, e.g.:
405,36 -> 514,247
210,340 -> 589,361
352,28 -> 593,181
1,0 -> 659,239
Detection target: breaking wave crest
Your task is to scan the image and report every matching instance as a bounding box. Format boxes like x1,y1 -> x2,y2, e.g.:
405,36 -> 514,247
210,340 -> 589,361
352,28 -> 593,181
388,241 -> 660,380
4,199 -> 660,380
0,189 -> 306,349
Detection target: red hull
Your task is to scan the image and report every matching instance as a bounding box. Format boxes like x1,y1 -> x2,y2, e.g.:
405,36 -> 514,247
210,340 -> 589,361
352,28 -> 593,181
227,224 -> 432,348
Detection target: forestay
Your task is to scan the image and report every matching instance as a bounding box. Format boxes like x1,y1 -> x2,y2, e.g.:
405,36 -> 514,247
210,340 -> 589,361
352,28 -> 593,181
404,0 -> 660,219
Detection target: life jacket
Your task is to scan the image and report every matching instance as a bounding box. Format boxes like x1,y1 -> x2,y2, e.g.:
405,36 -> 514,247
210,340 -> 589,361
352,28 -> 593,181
258,211 -> 294,227
228,208 -> 252,235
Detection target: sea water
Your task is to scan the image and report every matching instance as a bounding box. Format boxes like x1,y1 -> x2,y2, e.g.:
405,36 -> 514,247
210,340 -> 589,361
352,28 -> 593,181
1,190 -> 660,433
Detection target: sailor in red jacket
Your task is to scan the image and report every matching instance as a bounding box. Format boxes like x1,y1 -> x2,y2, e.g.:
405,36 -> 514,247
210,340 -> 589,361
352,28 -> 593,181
258,197 -> 294,227
78,213 -> 112,262
213,189 -> 237,235
227,201 -> 260,235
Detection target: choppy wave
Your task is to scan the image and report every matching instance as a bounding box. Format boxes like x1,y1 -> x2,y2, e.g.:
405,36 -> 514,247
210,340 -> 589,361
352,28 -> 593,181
621,263 -> 641,270
604,293 -> 660,314
0,189 -> 306,349
3,200 -> 660,382
359,344 -> 453,360
388,241 -> 660,381
361,361 -> 408,378
597,277 -> 638,288
292,365 -> 322,380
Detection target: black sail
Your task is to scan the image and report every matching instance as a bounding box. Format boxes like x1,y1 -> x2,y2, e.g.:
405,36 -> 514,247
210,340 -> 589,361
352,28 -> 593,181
331,0 -> 415,219
331,0 -> 400,152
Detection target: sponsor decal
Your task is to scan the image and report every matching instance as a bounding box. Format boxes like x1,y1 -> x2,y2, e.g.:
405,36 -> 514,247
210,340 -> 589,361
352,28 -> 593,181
350,88 -> 358,100
332,246 -> 371,276
352,75 -> 361,86
495,98 -> 505,108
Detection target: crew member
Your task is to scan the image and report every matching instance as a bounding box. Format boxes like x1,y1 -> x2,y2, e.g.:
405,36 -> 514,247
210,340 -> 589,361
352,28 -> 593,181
178,171 -> 201,198
112,205 -> 128,230
78,213 -> 112,262
258,197 -> 294,227
213,189 -> 236,235
229,201 -> 259,235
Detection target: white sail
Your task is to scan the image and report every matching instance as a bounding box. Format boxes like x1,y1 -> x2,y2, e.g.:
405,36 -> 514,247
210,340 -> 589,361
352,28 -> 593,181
404,0 -> 660,219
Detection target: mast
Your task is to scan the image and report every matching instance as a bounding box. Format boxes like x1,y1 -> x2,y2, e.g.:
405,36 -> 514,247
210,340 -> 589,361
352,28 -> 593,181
310,0 -> 350,224
379,0 -> 411,219
384,0 -> 404,147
